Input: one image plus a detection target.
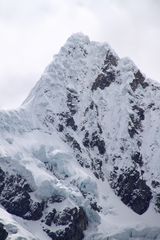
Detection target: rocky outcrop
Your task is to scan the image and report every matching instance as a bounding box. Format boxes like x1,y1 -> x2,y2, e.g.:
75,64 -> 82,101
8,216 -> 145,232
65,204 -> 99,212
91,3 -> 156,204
0,223 -> 8,240
91,71 -> 116,91
130,70 -> 149,91
155,194 -> 160,213
67,88 -> 79,115
128,105 -> 145,139
92,50 -> 117,91
0,168 -> 44,220
110,168 -> 152,214
44,207 -> 88,240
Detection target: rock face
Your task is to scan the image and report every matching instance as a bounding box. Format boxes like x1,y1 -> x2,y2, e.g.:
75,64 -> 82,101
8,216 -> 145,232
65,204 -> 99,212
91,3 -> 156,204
110,167 -> 152,214
0,33 -> 160,239
44,207 -> 88,240
0,223 -> 8,240
0,167 -> 44,220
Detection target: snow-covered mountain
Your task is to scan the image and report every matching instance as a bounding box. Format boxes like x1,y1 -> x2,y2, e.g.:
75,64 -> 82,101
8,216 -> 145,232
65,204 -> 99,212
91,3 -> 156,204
0,33 -> 160,240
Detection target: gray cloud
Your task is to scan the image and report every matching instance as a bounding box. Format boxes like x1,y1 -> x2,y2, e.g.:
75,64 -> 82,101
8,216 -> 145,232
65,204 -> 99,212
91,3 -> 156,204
0,0 -> 159,109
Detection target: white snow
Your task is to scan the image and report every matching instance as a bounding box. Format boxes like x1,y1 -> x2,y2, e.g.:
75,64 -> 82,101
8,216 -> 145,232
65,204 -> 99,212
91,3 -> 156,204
0,33 -> 160,239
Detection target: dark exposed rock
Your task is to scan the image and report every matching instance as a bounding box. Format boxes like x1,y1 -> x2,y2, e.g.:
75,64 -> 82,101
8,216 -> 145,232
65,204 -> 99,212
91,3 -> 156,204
84,101 -> 99,116
90,132 -> 106,155
45,209 -> 57,226
0,223 -> 8,240
103,50 -> 118,70
112,155 -> 121,163
97,123 -> 103,134
66,116 -> 77,131
90,101 -> 99,114
128,106 -> 145,138
2,191 -> 31,217
79,45 -> 88,56
130,70 -> 149,91
67,88 -> 79,115
128,122 -> 138,138
44,230 -> 57,240
155,194 -> 160,213
151,180 -> 160,188
82,131 -> 90,148
131,152 -> 143,167
58,124 -> 64,132
44,207 -> 88,240
91,158 -> 104,180
132,105 -> 145,120
72,138 -> 81,152
148,103 -> 155,109
25,201 -> 45,220
92,71 -> 115,91
0,168 -> 5,194
65,134 -> 82,152
54,208 -> 77,226
90,201 -> 102,212
82,129 -> 105,179
44,113 -> 55,127
114,166 -> 119,171
91,50 -> 118,91
110,168 -> 152,214
137,140 -> 142,147
83,131 -> 106,155
89,101 -> 94,110
59,112 -> 77,131
0,170 -> 44,220
2,192 -> 44,221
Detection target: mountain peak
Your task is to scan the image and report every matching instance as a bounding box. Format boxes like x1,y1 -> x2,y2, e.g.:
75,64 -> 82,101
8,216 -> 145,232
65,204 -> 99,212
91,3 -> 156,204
65,32 -> 90,45
23,33 -> 118,109
0,34 -> 160,240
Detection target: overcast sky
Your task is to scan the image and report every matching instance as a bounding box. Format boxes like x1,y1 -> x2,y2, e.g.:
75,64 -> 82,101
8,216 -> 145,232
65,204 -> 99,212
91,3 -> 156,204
0,0 -> 160,109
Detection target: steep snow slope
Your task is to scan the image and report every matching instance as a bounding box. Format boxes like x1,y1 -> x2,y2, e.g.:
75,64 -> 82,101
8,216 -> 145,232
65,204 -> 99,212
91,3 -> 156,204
0,33 -> 160,239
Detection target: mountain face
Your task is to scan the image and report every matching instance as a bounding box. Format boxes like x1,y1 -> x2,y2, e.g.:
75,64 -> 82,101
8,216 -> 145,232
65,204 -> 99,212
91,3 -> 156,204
0,33 -> 160,240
